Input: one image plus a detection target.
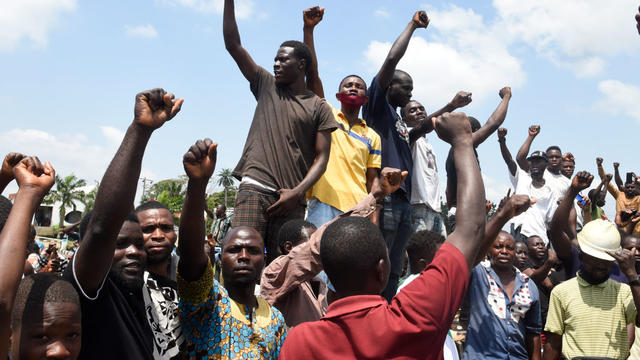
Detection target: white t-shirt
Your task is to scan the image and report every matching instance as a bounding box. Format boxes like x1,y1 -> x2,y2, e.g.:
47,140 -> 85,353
544,169 -> 570,197
509,169 -> 560,245
409,132 -> 440,210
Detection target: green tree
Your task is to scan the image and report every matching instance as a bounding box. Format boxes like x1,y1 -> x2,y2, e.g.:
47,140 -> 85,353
216,168 -> 236,207
45,174 -> 87,228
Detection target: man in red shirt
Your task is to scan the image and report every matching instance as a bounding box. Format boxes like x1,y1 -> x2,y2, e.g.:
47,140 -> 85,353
279,110 -> 487,359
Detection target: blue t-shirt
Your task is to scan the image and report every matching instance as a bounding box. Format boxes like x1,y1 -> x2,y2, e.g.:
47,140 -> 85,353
463,263 -> 542,360
362,76 -> 413,197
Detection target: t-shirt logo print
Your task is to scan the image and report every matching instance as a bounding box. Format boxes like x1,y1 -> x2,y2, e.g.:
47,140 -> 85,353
395,119 -> 410,145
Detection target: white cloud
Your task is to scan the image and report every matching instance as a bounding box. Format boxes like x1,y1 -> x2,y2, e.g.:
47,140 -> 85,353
482,173 -> 511,203
0,0 -> 76,51
160,0 -> 254,19
125,24 -> 158,39
374,8 -> 391,18
595,79 -> 640,122
493,0 -> 640,77
364,5 -> 526,107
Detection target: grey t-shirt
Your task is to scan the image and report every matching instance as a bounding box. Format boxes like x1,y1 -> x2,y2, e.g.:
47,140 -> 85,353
233,67 -> 337,191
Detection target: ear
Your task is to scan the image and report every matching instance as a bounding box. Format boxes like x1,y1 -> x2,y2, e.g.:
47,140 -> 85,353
376,257 -> 390,294
298,58 -> 306,72
417,258 -> 428,272
284,241 -> 293,254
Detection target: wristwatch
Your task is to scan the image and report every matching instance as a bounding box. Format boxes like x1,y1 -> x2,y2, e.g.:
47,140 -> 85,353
629,275 -> 640,287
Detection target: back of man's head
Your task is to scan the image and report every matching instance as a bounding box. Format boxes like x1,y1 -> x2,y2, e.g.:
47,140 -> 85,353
321,217 -> 387,293
278,219 -> 316,254
406,230 -> 445,274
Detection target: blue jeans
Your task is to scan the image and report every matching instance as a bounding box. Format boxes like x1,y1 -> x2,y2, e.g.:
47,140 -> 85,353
412,203 -> 447,237
306,198 -> 343,228
380,192 -> 413,301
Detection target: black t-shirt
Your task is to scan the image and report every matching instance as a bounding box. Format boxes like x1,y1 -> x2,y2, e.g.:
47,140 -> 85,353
63,258 -> 154,360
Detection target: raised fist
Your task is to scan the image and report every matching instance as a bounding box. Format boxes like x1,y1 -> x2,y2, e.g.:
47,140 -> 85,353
183,138 -> 218,182
571,171 -> 593,192
431,112 -> 472,145
1,152 -> 25,181
499,87 -> 512,99
134,88 -> 184,130
613,162 -> 620,169
378,167 -> 408,196
13,156 -> 55,196
497,128 -> 507,140
450,91 -> 472,109
605,173 -> 613,182
528,125 -> 540,137
303,6 -> 324,27
412,11 -> 430,28
596,157 -> 603,166
500,192 -> 534,219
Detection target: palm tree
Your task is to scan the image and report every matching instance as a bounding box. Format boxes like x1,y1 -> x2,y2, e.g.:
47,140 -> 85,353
46,174 -> 87,228
216,168 -> 235,207
82,181 -> 99,215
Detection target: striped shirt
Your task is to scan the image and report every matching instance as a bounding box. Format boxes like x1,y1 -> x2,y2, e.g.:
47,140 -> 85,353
545,273 -> 636,360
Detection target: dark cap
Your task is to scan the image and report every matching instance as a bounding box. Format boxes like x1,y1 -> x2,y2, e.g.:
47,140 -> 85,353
527,151 -> 548,161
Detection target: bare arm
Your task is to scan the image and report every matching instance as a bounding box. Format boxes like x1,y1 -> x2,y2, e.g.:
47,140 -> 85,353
474,192 -> 533,266
432,112 -> 486,269
0,153 -> 25,195
614,162 -> 624,190
524,255 -> 556,284
0,157 -> 54,357
542,333 -> 562,360
267,129 -> 332,217
471,87 -> 512,147
303,6 -> 325,98
497,128 -> 517,176
75,89 -> 183,295
223,0 -> 259,82
376,11 -> 429,89
550,171 -> 593,261
526,333 -> 541,360
409,91 -> 472,143
517,125 -> 540,172
178,139 -> 218,282
608,248 -> 640,326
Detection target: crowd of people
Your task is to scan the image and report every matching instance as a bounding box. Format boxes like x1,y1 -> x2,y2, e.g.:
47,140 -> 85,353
2,2 -> 640,359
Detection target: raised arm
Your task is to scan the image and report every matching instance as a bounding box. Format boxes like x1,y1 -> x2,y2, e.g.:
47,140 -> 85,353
376,11 -> 429,89
597,157 -> 619,197
432,112 -> 486,269
497,128 -> 517,176
303,6 -> 325,98
178,139 -> 218,282
267,129 -> 332,217
75,89 -> 183,295
613,162 -> 624,189
0,157 -> 54,357
471,87 -> 512,147
550,171 -> 593,261
609,248 -> 640,326
0,153 -> 25,195
409,91 -> 472,143
524,249 -> 558,284
474,191 -> 533,266
516,125 -> 540,172
223,0 -> 259,82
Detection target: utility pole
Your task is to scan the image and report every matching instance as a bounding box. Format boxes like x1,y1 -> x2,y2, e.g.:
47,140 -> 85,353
140,177 -> 153,202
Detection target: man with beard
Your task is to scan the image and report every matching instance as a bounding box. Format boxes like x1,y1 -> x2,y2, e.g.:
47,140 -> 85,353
544,172 -> 640,359
223,0 -> 337,264
63,88 -> 184,360
136,200 -> 185,359
177,139 -> 287,358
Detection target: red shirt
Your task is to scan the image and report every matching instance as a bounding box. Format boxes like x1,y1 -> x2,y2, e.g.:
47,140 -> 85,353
279,243 -> 469,359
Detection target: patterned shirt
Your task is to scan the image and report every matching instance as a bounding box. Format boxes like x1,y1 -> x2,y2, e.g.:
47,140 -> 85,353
178,262 -> 287,359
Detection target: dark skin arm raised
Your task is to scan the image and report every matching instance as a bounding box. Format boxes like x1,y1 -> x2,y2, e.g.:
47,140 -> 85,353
497,128 -> 517,176
614,162 -> 624,190
408,91 -> 472,143
549,171 -> 593,261
267,129 -> 332,217
223,0 -> 259,82
607,248 -> 640,326
0,153 -> 25,195
376,11 -> 429,89
432,111 -> 486,269
524,249 -> 558,285
303,6 -> 325,98
471,87 -> 512,147
178,139 -> 218,282
0,157 -> 54,358
75,89 -> 183,295
516,125 -> 540,172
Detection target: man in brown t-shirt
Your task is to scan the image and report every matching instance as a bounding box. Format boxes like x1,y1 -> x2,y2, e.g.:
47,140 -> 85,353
223,0 -> 337,263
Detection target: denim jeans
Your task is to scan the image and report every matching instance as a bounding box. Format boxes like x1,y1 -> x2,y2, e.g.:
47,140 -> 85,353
411,203 -> 447,237
306,198 -> 344,228
380,192 -> 413,301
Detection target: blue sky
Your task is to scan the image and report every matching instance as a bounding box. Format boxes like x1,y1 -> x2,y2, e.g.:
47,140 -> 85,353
2,0 -> 639,216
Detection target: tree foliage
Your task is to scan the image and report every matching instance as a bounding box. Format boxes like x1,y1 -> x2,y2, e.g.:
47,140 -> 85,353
45,174 -> 88,227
